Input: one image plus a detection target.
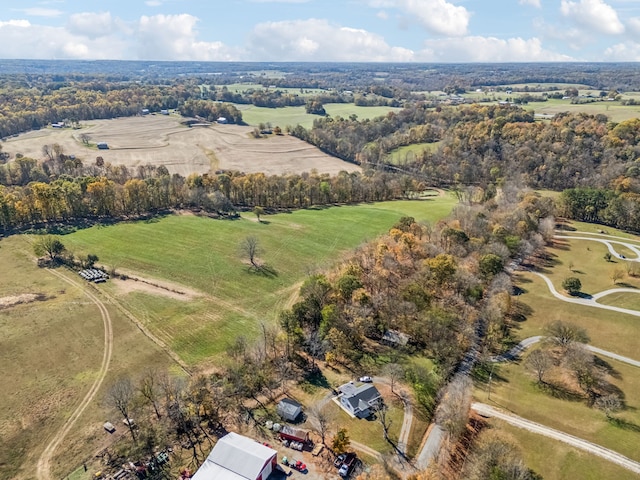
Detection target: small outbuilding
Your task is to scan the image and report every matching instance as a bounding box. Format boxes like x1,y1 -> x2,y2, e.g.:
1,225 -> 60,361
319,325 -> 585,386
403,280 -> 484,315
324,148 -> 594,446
278,425 -> 310,444
97,142 -> 109,150
192,432 -> 277,480
217,117 -> 228,124
277,398 -> 303,422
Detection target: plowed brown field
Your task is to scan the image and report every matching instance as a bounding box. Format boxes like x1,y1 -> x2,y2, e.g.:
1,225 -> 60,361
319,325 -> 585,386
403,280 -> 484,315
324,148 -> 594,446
4,115 -> 360,176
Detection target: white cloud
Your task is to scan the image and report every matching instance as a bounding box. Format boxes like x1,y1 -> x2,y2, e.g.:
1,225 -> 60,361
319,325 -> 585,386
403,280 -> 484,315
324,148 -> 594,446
376,10 -> 389,20
18,8 -> 63,17
417,36 -> 574,62
560,0 -> 624,35
137,14 -> 240,60
0,19 -> 31,28
0,20 -> 128,59
519,0 -> 541,7
627,17 -> 640,34
67,12 -> 116,39
367,0 -> 470,36
247,19 -> 414,61
605,42 -> 640,60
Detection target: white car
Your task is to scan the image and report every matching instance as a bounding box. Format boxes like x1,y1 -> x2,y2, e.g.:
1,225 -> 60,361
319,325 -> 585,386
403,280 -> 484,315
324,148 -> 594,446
359,376 -> 373,383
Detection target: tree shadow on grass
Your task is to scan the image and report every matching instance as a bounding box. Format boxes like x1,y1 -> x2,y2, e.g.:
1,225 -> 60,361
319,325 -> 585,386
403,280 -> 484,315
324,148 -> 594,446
608,416 -> 640,432
614,282 -> 638,289
248,264 -> 278,278
535,381 -> 585,403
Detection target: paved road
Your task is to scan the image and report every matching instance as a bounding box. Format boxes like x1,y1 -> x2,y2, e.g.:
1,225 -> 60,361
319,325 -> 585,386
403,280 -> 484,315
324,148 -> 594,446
36,269 -> 114,480
555,234 -> 640,261
415,423 -> 444,470
532,271 -> 640,318
472,402 -> 640,474
491,336 -> 640,368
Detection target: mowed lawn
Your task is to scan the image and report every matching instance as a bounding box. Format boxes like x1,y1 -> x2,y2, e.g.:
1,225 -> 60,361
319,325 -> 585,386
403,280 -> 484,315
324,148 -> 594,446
475,356 -> 640,463
484,420 -> 640,480
59,197 -> 456,365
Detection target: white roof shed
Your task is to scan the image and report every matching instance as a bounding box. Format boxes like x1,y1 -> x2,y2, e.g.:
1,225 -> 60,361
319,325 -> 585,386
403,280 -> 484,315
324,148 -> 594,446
192,432 -> 277,480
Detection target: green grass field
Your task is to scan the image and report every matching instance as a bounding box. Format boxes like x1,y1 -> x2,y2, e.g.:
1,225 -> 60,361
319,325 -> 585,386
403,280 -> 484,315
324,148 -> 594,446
237,103 -> 401,129
476,355 -> 640,462
58,197 -> 456,365
0,236 -> 175,480
213,83 -> 327,97
385,142 -> 441,164
485,420 -> 640,480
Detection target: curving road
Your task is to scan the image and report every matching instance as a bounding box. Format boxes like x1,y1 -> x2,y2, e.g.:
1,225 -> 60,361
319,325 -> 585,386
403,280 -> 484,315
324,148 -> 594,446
554,234 -> 640,261
36,269 -> 114,480
472,402 -> 640,474
531,271 -> 640,318
491,336 -> 640,368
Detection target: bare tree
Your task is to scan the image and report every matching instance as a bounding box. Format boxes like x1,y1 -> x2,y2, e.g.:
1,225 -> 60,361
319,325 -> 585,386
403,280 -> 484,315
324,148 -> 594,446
525,349 -> 553,384
595,393 -> 623,419
308,405 -> 331,445
240,236 -> 261,269
79,133 -> 91,145
435,376 -> 472,442
382,363 -> 404,395
544,320 -> 590,350
377,404 -> 392,443
106,377 -> 137,442
139,368 -> 163,419
611,268 -> 625,285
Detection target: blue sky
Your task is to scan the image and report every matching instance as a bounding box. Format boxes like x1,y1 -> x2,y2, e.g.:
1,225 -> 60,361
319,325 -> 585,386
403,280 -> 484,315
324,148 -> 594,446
1,0 -> 640,61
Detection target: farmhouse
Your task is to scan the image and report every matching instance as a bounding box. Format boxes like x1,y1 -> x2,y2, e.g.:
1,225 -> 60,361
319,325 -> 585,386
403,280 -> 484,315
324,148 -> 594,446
338,382 -> 382,418
277,398 -> 303,422
192,432 -> 277,480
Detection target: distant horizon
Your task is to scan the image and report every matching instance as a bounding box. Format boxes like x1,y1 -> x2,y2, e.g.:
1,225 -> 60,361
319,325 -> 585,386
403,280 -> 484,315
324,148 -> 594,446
1,1 -> 640,62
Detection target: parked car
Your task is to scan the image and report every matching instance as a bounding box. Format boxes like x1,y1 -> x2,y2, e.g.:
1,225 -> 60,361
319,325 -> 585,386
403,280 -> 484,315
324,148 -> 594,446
338,453 -> 357,477
334,453 -> 346,468
359,376 -> 373,383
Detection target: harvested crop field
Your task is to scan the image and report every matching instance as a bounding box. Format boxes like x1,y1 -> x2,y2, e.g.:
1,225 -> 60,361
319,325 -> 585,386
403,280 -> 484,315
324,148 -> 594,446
3,115 -> 360,176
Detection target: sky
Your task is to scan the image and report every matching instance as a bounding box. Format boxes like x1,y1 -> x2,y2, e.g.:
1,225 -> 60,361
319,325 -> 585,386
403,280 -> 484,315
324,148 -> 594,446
1,0 -> 640,62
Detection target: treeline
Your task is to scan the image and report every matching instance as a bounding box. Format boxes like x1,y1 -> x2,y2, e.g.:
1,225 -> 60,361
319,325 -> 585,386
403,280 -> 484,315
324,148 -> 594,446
0,80 -> 210,138
279,187 -> 554,408
294,103 -> 640,192
558,187 -> 640,232
0,161 -> 421,232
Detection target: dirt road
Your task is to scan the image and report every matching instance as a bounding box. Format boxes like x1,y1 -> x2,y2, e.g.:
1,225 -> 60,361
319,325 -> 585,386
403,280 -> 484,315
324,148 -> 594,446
36,269 -> 114,480
472,402 -> 640,474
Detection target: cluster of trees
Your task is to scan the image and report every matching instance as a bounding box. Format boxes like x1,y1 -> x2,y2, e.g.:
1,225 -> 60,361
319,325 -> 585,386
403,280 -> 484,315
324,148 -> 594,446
558,187 -> 640,232
0,79 -> 203,138
526,321 -> 624,414
279,187 -> 553,412
178,99 -> 243,124
294,103 -> 640,196
0,156 -> 422,232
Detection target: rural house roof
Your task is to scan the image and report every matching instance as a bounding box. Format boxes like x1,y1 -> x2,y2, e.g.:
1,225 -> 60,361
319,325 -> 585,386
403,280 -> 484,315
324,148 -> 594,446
341,384 -> 381,410
277,398 -> 302,421
192,432 -> 277,480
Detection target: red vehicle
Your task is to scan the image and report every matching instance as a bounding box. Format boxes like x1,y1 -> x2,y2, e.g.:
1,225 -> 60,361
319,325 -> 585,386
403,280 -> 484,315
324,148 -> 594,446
292,460 -> 307,472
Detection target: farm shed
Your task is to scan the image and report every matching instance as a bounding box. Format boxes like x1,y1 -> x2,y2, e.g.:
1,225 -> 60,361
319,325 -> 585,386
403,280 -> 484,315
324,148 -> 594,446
192,432 -> 277,480
279,425 -> 310,444
217,117 -> 228,124
97,142 -> 109,150
277,398 -> 302,422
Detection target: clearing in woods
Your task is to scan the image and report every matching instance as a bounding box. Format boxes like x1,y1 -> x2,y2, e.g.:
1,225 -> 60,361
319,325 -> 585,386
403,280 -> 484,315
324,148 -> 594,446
2,115 -> 360,177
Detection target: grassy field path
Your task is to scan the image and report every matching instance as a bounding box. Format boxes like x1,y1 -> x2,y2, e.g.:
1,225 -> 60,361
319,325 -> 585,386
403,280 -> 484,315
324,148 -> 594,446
36,269 -> 114,480
472,403 -> 640,474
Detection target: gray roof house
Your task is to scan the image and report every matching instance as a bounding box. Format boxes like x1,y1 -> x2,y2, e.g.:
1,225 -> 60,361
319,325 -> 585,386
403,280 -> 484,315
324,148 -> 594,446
277,398 -> 302,422
338,382 -> 382,418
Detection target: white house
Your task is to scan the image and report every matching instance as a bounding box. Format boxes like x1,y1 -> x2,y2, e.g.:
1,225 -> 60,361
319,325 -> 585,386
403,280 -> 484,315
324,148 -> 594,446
192,432 -> 277,480
339,382 -> 382,418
